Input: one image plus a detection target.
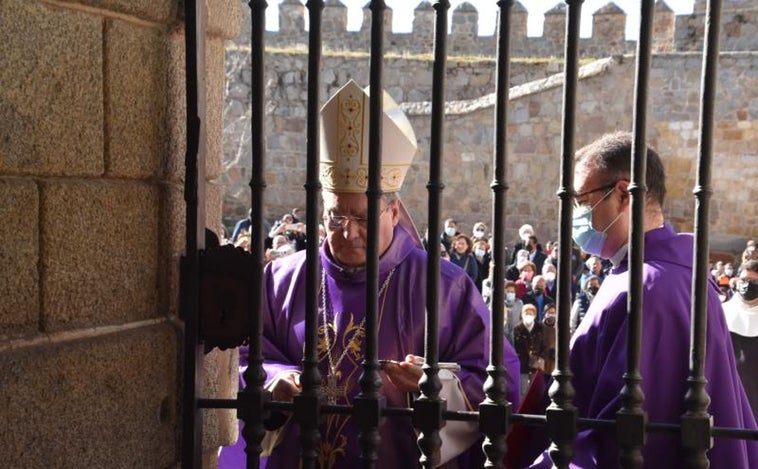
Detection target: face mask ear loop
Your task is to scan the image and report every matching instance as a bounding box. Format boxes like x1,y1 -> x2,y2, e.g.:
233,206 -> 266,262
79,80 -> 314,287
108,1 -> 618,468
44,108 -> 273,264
601,210 -> 625,235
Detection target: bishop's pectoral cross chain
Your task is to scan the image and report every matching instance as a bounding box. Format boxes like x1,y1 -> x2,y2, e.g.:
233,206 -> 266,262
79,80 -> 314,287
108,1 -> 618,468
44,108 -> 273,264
319,267 -> 396,405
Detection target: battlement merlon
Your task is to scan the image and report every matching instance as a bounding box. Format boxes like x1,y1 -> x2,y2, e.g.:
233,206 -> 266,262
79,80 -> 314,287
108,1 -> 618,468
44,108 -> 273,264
260,0 -> 758,56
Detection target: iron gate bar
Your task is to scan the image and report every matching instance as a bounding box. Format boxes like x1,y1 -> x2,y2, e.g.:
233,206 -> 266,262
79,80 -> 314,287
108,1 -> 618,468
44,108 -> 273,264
353,2 -> 387,467
617,0 -> 656,466
180,0 -> 205,466
239,1 -> 269,468
293,1 -> 325,468
682,0 -> 722,466
479,1 -> 515,467
414,1 -> 449,467
549,1 -> 582,467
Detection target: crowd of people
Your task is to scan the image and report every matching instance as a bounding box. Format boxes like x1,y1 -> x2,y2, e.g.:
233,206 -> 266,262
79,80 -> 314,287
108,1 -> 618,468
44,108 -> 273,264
224,204 -> 757,414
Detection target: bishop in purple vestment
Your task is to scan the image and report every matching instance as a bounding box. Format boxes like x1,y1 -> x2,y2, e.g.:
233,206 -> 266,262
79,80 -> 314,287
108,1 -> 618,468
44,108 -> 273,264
219,80 -> 520,468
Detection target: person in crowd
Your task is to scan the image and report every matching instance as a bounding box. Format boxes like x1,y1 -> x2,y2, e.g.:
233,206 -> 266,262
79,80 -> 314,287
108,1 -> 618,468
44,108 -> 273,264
268,213 -> 307,252
265,234 -> 295,262
290,207 -> 303,223
530,131 -> 758,467
544,240 -> 585,301
515,260 -> 536,299
471,221 -> 488,243
506,249 -> 529,282
527,235 -> 547,274
219,81 -> 520,468
522,274 -> 554,322
513,303 -> 546,397
541,304 -> 557,376
570,274 -> 601,336
711,260 -> 725,279
510,223 -> 535,264
450,234 -> 479,284
541,262 -> 558,300
579,255 -> 605,290
231,208 -> 273,249
504,280 -> 524,346
742,240 -> 757,267
439,242 -> 451,262
441,218 -> 460,254
472,239 -> 491,293
717,262 -> 736,302
231,209 -> 253,244
722,260 -> 758,422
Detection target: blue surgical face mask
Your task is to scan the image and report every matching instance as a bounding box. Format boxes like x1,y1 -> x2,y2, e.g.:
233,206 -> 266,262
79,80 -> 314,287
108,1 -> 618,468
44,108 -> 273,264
506,291 -> 516,303
444,227 -> 456,237
474,248 -> 486,258
571,186 -> 623,257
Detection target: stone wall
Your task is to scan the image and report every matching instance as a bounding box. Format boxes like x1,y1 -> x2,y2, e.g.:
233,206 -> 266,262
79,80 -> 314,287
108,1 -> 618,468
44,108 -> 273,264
0,0 -> 240,467
222,1 -> 757,251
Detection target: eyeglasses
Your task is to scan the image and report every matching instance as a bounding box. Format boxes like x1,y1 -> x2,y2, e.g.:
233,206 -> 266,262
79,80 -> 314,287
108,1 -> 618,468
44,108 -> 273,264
324,205 -> 392,229
572,181 -> 620,209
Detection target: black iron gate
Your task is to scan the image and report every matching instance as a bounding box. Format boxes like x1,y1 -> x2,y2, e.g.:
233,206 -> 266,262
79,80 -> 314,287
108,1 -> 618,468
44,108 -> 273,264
179,0 -> 758,468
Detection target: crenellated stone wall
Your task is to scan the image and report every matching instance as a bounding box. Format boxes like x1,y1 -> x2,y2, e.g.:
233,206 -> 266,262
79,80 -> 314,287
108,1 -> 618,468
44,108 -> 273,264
222,0 -> 758,251
1,0 -> 241,467
236,0 -> 758,58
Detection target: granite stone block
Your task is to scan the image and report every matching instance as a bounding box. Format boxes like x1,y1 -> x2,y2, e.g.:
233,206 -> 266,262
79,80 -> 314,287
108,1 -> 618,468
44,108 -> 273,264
0,324 -> 179,467
106,19 -> 168,179
0,178 -> 39,334
40,180 -> 160,332
0,0 -> 103,176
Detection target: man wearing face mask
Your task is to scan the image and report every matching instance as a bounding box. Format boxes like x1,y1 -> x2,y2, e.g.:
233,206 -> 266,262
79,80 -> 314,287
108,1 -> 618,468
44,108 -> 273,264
722,260 -> 758,422
530,131 -> 758,467
441,217 -> 460,254
569,275 -> 601,336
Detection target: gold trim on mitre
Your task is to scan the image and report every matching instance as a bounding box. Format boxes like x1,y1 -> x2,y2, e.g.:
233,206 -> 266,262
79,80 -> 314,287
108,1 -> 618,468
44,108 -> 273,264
319,80 -> 418,193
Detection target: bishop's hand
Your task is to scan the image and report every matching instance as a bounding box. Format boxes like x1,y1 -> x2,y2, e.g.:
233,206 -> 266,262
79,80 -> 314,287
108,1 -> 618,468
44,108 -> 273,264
270,372 -> 302,402
380,354 -> 424,393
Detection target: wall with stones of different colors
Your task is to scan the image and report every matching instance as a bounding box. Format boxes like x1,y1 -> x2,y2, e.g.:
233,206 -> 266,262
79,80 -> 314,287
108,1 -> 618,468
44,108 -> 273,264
223,0 -> 757,250
0,0 -> 240,467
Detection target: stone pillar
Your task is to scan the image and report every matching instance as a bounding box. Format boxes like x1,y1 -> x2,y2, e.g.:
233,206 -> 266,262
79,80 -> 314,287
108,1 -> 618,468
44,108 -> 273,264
0,0 -> 240,467
652,0 -> 675,53
451,2 -> 478,54
591,2 -> 626,55
543,3 -> 566,56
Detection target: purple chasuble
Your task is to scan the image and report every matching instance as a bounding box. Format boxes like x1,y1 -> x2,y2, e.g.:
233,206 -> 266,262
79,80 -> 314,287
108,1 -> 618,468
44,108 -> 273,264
220,225 -> 521,468
530,223 -> 758,468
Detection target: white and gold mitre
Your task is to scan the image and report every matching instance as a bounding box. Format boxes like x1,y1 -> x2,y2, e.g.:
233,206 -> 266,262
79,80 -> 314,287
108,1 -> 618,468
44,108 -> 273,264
319,80 -> 418,193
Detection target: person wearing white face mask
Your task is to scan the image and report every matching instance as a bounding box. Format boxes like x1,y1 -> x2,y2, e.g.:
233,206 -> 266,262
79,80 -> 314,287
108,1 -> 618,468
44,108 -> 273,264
529,131 -> 758,468
541,263 -> 558,300
440,217 -> 460,254
471,221 -> 488,243
513,303 -> 545,397
472,239 -> 490,293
